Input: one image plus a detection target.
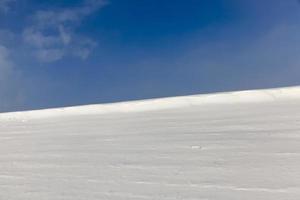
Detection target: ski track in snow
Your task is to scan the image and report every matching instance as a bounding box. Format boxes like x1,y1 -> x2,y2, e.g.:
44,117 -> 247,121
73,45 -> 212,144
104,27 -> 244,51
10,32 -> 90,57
1,86 -> 300,199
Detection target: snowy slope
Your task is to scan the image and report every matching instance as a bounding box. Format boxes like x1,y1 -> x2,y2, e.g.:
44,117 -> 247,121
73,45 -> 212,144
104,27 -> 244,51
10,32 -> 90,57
1,86 -> 300,200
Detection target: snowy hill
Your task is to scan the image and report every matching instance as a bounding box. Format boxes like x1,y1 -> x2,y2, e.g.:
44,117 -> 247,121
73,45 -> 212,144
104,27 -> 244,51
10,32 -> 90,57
1,86 -> 300,199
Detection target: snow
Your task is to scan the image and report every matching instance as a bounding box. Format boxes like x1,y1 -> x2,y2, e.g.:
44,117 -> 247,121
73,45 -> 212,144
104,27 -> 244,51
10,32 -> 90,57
1,86 -> 300,199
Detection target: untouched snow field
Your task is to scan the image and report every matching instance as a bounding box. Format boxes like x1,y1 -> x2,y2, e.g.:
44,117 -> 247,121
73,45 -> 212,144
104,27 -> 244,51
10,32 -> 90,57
1,86 -> 300,200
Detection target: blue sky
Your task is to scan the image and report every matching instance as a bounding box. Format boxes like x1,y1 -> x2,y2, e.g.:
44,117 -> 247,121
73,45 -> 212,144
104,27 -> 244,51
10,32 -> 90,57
1,0 -> 300,112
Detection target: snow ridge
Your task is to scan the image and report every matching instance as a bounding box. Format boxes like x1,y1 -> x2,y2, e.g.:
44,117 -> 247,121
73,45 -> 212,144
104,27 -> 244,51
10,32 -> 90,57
1,86 -> 300,120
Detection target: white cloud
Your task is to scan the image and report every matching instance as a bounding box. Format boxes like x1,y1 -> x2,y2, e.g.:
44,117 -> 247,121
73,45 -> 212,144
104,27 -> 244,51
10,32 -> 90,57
72,38 -> 97,59
23,28 -> 61,48
59,25 -> 72,45
23,0 -> 107,62
33,0 -> 107,27
35,48 -> 65,63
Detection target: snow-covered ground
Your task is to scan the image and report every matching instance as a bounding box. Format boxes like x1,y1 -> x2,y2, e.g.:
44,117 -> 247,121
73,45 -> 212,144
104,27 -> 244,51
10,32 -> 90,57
1,86 -> 300,200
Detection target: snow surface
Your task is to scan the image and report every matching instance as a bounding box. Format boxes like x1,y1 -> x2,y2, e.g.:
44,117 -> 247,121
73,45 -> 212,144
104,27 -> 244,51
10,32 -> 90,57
1,86 -> 300,199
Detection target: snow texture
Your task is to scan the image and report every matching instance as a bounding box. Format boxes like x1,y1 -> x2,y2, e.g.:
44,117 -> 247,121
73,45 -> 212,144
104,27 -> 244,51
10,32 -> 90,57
1,86 -> 300,199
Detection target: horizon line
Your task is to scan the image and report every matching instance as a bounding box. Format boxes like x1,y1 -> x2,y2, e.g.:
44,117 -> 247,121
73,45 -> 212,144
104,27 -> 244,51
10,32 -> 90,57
1,85 -> 300,120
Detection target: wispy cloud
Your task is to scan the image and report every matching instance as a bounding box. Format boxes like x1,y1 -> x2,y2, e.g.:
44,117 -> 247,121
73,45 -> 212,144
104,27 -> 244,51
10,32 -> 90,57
0,45 -> 13,81
23,0 -> 107,62
164,21 -> 300,91
0,0 -> 15,13
0,0 -> 22,111
0,45 -> 24,111
0,29 -> 15,46
0,0 -> 107,111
